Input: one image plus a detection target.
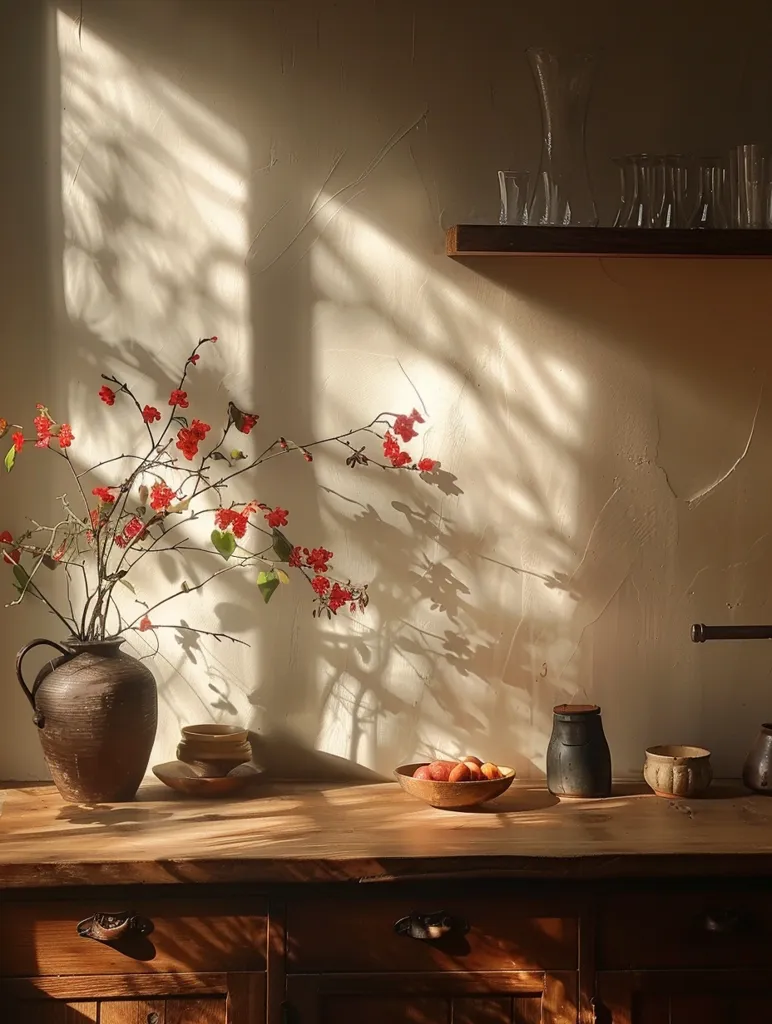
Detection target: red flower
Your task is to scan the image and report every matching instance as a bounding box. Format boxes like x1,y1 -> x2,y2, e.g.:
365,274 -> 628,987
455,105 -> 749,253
99,386 -> 116,406
264,506 -> 288,528
304,546 -> 333,574
34,412 -> 53,448
383,432 -> 411,467
92,487 -> 116,504
410,408 -> 425,424
142,405 -> 161,423
175,419 -> 210,460
58,423 -> 74,449
138,616 -> 153,632
169,389 -> 189,408
311,575 -> 330,595
114,534 -> 126,547
89,508 -> 100,529
303,451 -> 313,462
0,530 -> 17,565
189,354 -> 200,365
214,507 -> 250,539
210,335 -> 218,342
417,458 -> 436,473
393,414 -> 418,443
289,545 -> 303,568
237,413 -> 258,435
150,482 -> 176,511
12,432 -> 24,453
123,517 -> 145,541
328,582 -> 353,613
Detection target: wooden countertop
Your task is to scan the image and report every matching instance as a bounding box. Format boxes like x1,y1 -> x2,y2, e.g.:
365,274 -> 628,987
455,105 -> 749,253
2,779 -> 772,888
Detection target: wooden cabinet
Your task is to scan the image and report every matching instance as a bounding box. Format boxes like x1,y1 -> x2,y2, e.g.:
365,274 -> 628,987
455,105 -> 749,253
3,879 -> 772,1024
597,970 -> 769,1023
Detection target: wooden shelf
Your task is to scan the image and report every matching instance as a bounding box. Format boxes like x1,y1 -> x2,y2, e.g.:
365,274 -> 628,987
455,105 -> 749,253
446,224 -> 772,258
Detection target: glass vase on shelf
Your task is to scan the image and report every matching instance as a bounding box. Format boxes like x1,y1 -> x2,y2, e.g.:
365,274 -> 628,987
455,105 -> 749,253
526,47 -> 597,226
498,170 -> 530,225
689,158 -> 728,228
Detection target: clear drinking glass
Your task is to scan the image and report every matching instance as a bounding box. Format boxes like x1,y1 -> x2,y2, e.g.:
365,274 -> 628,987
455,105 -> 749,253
612,156 -> 634,227
729,144 -> 766,228
690,158 -> 729,228
622,155 -> 663,228
498,170 -> 530,225
526,48 -> 597,226
660,156 -> 689,228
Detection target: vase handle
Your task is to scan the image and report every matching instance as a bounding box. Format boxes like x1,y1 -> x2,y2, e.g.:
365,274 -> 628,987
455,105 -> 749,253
16,639 -> 72,727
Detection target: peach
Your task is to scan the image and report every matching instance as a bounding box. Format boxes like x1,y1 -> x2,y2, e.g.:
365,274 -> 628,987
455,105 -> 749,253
480,762 -> 502,780
464,761 -> 483,781
428,760 -> 456,782
412,765 -> 433,780
448,761 -> 472,783
462,755 -> 484,767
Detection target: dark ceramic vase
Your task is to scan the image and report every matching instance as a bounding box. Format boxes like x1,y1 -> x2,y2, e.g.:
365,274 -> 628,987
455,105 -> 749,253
16,636 -> 157,803
546,703 -> 612,798
742,724 -> 772,795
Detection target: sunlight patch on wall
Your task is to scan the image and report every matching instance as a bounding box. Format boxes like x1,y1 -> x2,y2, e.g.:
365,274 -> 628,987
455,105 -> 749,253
55,10 -> 256,748
308,196 -> 588,772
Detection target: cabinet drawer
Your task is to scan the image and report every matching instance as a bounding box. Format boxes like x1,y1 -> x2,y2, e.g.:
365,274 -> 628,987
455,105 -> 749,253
286,891 -> 578,972
599,888 -> 772,969
0,897 -> 267,977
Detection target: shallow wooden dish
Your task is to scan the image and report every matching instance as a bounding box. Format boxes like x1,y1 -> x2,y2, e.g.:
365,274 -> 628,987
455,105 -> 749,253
152,760 -> 261,798
394,763 -> 516,810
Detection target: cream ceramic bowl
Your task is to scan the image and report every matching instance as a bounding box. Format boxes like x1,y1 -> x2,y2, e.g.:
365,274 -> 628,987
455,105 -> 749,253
176,724 -> 252,778
643,744 -> 712,798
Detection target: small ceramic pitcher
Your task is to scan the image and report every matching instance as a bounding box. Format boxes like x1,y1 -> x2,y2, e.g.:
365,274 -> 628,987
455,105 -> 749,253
176,724 -> 251,778
742,724 -> 772,794
643,745 -> 712,798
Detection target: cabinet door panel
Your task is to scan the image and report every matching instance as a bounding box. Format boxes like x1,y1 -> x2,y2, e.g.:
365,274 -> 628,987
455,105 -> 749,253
288,972 -> 576,1024
599,970 -> 769,1024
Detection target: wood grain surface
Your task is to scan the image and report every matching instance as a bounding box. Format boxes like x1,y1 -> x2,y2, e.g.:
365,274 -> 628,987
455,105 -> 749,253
2,780 -> 772,887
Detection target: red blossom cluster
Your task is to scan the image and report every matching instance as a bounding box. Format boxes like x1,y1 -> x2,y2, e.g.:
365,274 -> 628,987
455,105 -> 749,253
393,408 -> 424,442
115,516 -> 145,548
149,482 -> 176,511
169,389 -> 189,409
176,418 -> 211,460
381,410 -> 436,472
99,386 -> 115,406
142,405 -> 161,424
92,486 -> 116,504
260,505 -> 288,528
214,504 -> 255,539
383,431 -> 411,467
238,414 -> 258,435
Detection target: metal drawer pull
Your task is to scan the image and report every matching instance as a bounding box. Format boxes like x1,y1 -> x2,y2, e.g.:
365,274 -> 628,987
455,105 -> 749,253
702,909 -> 744,934
394,911 -> 468,941
76,911 -> 153,943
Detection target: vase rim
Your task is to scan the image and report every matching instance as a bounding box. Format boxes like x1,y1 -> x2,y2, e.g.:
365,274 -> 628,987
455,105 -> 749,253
180,724 -> 248,741
64,635 -> 125,649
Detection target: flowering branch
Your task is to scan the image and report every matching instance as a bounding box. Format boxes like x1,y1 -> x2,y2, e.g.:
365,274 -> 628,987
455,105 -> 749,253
0,337 -> 439,642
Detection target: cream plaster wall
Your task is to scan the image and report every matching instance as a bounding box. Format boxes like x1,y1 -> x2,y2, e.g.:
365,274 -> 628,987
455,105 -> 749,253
3,0 -> 772,783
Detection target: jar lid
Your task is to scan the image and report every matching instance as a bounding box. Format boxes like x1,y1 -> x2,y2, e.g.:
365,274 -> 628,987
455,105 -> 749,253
553,703 -> 600,716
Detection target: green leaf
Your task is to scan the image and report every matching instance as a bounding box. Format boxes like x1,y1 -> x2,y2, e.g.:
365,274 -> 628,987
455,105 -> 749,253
211,528 -> 236,561
230,449 -> 246,461
4,446 -> 16,473
276,568 -> 290,585
257,569 -> 280,604
12,564 -> 29,590
211,451 -> 228,461
118,578 -> 136,594
272,528 -> 294,562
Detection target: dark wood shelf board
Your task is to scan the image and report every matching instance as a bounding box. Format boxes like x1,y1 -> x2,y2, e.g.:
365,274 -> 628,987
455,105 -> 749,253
446,224 -> 772,258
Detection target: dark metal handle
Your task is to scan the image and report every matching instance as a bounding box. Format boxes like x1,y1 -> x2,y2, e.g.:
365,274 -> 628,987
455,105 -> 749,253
15,638 -> 71,726
76,911 -> 153,943
702,909 -> 744,934
394,911 -> 469,942
692,623 -> 772,642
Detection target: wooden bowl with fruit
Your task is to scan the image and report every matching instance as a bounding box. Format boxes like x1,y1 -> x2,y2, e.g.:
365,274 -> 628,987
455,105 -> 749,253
394,757 -> 516,810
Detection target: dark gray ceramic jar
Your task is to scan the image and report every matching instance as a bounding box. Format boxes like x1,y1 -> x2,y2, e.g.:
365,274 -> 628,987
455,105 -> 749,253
546,703 -> 612,799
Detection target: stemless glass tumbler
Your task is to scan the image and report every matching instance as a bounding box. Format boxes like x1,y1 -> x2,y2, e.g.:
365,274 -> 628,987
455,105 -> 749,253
690,158 -> 728,228
526,48 -> 597,226
498,170 -> 530,225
